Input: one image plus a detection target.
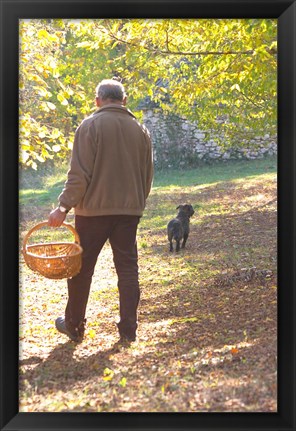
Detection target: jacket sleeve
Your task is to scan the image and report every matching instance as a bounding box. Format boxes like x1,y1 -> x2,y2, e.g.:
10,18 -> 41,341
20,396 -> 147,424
58,120 -> 97,209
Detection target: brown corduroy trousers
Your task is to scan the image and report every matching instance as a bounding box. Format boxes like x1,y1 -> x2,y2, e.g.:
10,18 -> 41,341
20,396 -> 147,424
65,215 -> 140,339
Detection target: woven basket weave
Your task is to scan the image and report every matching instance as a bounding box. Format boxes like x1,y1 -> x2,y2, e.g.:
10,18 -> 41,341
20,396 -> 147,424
23,222 -> 83,279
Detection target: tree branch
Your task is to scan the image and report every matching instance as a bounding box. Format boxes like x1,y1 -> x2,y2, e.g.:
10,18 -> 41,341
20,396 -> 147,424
157,48 -> 255,56
238,89 -> 265,109
105,29 -> 255,56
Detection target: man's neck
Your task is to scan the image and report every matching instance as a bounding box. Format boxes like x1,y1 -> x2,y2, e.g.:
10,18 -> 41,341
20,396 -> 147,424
99,99 -> 124,107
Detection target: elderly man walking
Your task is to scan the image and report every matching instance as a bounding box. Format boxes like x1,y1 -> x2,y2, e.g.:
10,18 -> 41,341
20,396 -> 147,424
48,78 -> 153,343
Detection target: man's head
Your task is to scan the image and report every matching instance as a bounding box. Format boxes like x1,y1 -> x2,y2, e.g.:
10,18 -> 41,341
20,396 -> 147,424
95,78 -> 126,107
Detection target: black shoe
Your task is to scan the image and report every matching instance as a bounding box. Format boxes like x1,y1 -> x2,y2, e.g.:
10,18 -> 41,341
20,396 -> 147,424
55,316 -> 85,343
119,333 -> 136,343
112,335 -> 135,351
117,322 -> 136,343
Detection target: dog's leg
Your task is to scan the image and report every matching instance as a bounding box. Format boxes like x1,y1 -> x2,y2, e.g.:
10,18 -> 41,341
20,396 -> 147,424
169,240 -> 173,252
176,240 -> 181,252
181,233 -> 188,249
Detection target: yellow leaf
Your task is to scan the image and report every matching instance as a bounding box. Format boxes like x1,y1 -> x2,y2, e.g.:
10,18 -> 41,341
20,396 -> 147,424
52,145 -> 61,152
49,59 -> 57,69
88,329 -> 96,339
51,129 -> 61,139
37,29 -> 49,39
103,368 -> 114,381
46,102 -> 56,110
20,150 -> 30,163
230,83 -> 241,92
57,92 -> 68,106
119,377 -> 127,387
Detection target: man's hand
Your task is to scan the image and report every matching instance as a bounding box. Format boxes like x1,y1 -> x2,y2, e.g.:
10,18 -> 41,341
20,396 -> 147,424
48,207 -> 67,227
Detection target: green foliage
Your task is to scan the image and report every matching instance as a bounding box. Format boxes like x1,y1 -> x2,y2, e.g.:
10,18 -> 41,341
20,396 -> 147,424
20,20 -> 70,169
19,19 -> 116,168
19,19 -> 277,168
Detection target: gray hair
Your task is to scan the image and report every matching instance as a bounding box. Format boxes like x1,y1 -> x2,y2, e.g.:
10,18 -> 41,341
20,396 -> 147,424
95,79 -> 126,101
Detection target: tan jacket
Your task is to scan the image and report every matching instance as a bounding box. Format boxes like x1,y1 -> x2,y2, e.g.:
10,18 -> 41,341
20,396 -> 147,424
59,104 -> 153,216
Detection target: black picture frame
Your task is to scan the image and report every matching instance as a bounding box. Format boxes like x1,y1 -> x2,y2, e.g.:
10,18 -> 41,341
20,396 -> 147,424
1,0 -> 295,430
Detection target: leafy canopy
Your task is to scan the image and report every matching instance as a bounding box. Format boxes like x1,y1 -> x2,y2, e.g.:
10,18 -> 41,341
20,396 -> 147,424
19,19 -> 277,168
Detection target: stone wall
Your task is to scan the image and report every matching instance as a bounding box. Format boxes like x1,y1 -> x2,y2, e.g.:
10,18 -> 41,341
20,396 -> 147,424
142,109 -> 277,169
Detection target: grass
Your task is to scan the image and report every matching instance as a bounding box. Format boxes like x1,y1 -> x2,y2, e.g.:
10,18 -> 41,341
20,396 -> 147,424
19,156 -> 276,207
19,156 -> 276,240
19,156 -> 277,412
153,157 -> 276,188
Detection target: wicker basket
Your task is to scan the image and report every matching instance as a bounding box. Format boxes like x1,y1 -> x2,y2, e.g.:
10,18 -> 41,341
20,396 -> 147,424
22,222 -> 83,279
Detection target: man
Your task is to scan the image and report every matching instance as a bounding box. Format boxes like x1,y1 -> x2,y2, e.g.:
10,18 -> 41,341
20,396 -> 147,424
48,78 -> 153,344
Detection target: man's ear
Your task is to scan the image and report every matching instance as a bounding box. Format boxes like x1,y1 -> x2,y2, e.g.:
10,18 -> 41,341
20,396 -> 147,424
95,97 -> 101,107
122,96 -> 127,106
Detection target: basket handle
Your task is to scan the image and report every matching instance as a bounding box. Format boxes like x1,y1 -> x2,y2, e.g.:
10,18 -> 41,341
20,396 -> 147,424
22,222 -> 81,253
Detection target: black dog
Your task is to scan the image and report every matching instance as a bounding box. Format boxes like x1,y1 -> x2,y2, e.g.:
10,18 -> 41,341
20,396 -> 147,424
167,204 -> 195,252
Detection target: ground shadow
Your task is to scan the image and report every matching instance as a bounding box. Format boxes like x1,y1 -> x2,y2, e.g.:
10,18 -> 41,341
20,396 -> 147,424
19,339 -> 127,395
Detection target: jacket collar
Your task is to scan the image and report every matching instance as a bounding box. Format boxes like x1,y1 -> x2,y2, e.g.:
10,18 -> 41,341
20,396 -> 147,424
93,104 -> 136,119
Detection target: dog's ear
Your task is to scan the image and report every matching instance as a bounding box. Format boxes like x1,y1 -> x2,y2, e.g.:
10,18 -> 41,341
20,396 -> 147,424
184,204 -> 194,215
